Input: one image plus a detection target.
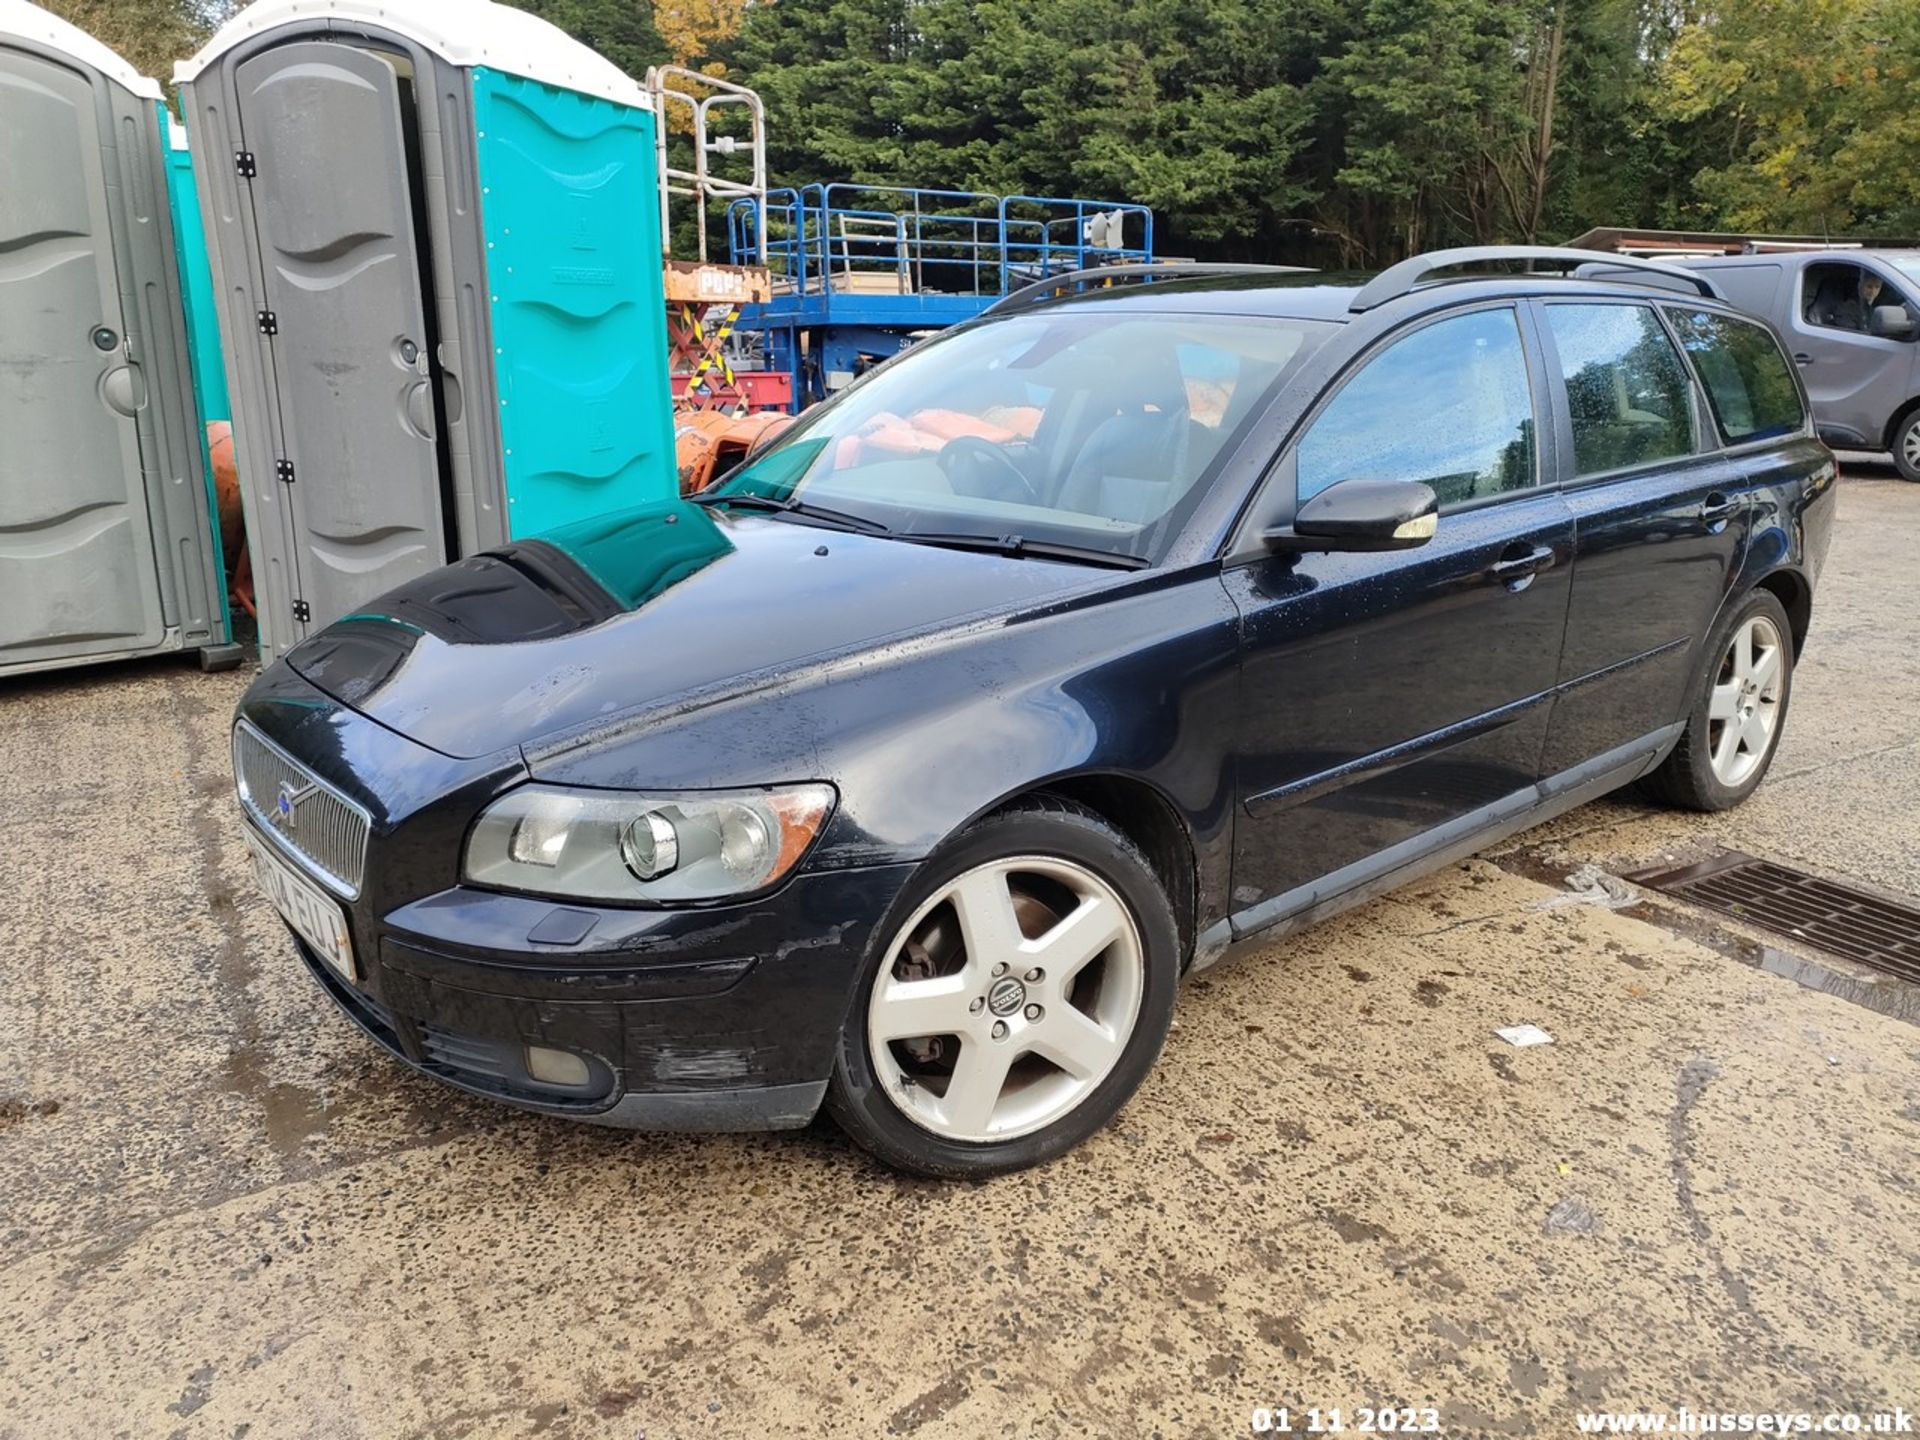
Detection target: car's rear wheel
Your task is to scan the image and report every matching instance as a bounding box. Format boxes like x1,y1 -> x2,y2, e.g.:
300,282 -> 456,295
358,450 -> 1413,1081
1893,410 -> 1920,483
826,797 -> 1178,1178
1642,588 -> 1794,811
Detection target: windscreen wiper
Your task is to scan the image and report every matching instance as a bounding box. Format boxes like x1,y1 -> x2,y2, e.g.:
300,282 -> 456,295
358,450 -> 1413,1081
895,531 -> 1150,570
690,491 -> 892,535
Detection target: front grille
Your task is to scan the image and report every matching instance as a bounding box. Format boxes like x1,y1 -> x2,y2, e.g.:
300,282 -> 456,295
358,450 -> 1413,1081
1631,851 -> 1920,984
421,1023 -> 516,1082
233,721 -> 371,897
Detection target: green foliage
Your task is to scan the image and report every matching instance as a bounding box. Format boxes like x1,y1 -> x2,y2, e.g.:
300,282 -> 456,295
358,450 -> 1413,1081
1654,0 -> 1920,236
721,0 -> 1316,255
717,0 -> 1920,258
503,0 -> 669,82
58,0 -> 1902,259
37,0 -> 231,93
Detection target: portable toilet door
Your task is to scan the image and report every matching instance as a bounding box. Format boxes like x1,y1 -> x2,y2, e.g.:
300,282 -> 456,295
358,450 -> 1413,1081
0,0 -> 236,677
177,0 -> 677,656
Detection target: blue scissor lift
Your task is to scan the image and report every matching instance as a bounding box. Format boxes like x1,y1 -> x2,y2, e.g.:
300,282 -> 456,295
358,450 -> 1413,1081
726,184 -> 1155,412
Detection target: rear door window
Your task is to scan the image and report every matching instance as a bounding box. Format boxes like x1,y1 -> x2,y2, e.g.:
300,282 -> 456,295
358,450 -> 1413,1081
1297,307 -> 1537,506
1666,309 -> 1806,444
1541,303 -> 1695,477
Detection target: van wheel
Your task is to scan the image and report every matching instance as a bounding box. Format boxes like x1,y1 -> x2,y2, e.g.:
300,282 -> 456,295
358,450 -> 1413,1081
1894,411 -> 1920,483
826,796 -> 1179,1178
1642,588 -> 1794,812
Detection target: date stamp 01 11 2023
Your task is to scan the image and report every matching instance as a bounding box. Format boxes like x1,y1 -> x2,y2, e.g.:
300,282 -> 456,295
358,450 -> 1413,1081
1250,1406 -> 1443,1434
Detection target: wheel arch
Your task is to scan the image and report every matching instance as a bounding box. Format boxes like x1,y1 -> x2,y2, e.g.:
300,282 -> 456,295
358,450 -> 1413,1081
975,771 -> 1200,968
1752,565 -> 1813,657
1880,393 -> 1920,452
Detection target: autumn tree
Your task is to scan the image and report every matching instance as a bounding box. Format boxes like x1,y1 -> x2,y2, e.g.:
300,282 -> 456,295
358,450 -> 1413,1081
653,0 -> 749,74
1655,0 -> 1920,234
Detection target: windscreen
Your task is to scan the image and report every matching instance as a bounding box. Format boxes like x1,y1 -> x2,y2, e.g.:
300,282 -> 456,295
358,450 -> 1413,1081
708,310 -> 1333,562
1878,255 -> 1920,297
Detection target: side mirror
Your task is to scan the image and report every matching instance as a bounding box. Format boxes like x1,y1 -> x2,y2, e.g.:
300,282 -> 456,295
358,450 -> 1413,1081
1868,304 -> 1916,339
1264,478 -> 1439,554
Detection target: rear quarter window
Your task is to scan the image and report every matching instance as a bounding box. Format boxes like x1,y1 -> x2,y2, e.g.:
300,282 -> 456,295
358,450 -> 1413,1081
1666,309 -> 1806,444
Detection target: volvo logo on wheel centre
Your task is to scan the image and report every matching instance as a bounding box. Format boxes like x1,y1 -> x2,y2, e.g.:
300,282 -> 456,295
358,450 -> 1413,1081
986,977 -> 1027,1017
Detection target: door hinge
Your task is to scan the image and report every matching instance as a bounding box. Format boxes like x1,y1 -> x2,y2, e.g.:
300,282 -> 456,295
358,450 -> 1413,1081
256,310 -> 278,336
234,150 -> 256,179
274,459 -> 295,485
291,599 -> 311,624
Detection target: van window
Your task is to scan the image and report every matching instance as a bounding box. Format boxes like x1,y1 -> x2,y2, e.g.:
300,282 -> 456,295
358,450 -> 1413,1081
1667,310 -> 1806,444
1802,261 -> 1912,334
1297,307 -> 1536,506
1542,303 -> 1695,476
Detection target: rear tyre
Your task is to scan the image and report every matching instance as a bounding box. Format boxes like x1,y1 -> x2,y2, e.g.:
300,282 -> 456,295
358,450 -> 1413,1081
825,796 -> 1179,1179
1893,410 -> 1920,483
1642,588 -> 1794,812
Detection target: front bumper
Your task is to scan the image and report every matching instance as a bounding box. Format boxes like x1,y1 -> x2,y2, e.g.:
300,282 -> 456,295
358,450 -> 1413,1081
237,665 -> 915,1132
312,862 -> 914,1130
297,937 -> 824,1130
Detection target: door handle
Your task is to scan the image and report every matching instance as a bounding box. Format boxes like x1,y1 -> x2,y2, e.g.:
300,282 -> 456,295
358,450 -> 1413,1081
402,380 -> 436,441
1698,491 -> 1741,524
99,362 -> 145,417
1487,543 -> 1555,586
1792,352 -> 1814,366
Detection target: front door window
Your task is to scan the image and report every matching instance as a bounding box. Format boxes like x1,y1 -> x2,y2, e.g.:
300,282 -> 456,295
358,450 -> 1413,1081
1802,261 -> 1912,334
1297,307 -> 1536,505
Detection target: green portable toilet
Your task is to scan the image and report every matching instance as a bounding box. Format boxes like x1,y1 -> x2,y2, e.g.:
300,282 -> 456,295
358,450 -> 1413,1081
0,0 -> 239,677
162,111 -> 233,436
175,0 -> 677,656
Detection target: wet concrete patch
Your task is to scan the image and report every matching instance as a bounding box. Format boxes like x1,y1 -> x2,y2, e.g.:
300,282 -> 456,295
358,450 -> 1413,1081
0,1097 -> 60,1130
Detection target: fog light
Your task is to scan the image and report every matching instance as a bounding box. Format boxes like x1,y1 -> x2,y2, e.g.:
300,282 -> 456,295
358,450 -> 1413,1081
525,1044 -> 591,1087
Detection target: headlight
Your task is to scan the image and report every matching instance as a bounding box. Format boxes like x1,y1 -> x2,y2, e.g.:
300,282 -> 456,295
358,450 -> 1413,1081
463,783 -> 836,904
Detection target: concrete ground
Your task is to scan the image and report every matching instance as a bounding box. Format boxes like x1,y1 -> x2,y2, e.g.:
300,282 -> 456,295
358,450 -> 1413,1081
1,468 -> 1916,1440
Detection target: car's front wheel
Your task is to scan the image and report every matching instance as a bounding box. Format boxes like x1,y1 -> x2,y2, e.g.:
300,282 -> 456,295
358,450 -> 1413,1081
1643,588 -> 1794,811
1893,409 -> 1920,484
826,797 -> 1179,1178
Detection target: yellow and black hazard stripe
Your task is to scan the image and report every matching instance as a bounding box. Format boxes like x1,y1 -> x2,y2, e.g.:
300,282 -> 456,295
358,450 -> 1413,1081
685,305 -> 741,397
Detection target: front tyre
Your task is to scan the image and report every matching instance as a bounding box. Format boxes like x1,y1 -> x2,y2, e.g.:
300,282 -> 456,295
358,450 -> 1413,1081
1642,588 -> 1794,812
1893,410 -> 1920,483
826,797 -> 1179,1178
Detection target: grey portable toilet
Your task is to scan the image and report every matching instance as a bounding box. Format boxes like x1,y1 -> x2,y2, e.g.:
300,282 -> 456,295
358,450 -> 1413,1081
0,0 -> 238,678
176,0 -> 677,657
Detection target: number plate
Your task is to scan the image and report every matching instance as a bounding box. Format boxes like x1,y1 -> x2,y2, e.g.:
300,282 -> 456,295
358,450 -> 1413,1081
245,829 -> 356,981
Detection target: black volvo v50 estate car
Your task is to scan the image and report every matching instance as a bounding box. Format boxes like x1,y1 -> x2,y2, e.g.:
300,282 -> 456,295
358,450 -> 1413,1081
235,247 -> 1835,1177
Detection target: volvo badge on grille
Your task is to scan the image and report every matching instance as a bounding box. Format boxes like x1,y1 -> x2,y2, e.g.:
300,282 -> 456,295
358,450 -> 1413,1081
272,779 -> 318,835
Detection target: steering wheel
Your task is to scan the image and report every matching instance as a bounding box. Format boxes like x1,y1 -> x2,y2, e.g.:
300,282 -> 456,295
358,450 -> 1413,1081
937,434 -> 1043,507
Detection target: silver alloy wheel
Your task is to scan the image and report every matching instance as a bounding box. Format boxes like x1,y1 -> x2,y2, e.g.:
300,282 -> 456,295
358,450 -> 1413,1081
1707,613 -> 1786,787
1903,419 -> 1920,471
867,855 -> 1145,1143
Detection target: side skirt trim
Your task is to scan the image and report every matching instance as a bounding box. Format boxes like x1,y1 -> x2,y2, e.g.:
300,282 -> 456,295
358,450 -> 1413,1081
1192,723 -> 1682,972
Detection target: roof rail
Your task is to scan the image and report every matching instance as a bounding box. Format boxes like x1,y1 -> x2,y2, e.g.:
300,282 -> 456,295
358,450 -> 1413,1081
1346,245 -> 1721,313
983,262 -> 1313,316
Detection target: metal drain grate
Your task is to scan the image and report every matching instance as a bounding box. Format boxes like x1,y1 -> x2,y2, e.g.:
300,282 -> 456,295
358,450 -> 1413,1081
1630,851 -> 1920,984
